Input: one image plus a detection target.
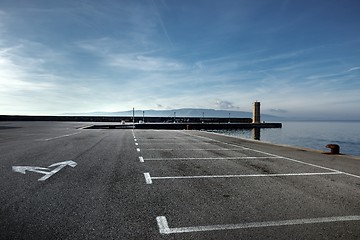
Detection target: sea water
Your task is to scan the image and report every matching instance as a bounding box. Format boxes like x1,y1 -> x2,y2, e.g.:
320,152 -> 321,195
212,121 -> 360,157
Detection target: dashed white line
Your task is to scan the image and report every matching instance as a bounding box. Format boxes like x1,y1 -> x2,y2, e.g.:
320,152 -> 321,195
136,148 -> 141,152
135,142 -> 139,146
156,215 -> 360,235
157,216 -> 170,234
139,156 -> 144,162
144,172 -> 152,184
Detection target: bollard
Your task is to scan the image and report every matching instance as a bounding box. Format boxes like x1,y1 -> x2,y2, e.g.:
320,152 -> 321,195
325,144 -> 340,154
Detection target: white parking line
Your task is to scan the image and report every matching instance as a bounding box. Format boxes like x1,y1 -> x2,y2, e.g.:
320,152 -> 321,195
145,172 -> 342,184
243,148 -> 360,179
156,215 -> 360,235
180,132 -> 360,179
141,149 -> 246,151
136,138 -> 179,143
139,142 -> 215,145
136,138 -> 178,140
144,172 -> 152,184
144,157 -> 279,161
139,156 -> 144,162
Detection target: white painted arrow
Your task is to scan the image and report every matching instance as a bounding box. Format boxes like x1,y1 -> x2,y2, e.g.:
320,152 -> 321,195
12,160 -> 77,181
12,166 -> 50,175
48,160 -> 77,168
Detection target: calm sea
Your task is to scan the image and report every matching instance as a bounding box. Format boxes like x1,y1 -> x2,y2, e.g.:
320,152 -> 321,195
212,121 -> 360,157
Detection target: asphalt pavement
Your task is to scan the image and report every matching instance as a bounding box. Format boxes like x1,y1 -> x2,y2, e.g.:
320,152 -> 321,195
1,121 -> 359,239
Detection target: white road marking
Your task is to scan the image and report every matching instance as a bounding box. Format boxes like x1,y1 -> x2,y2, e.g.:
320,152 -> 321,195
180,132 -> 360,179
139,156 -> 144,162
149,172 -> 342,182
134,138 -> 137,142
12,160 -> 77,181
157,216 -> 170,234
156,215 -> 360,235
136,138 -> 177,140
136,148 -> 141,152
144,156 -> 279,161
38,161 -> 77,181
241,148 -> 360,179
141,149 -> 245,151
341,172 -> 360,179
12,166 -> 50,175
139,142 -> 215,145
39,132 -> 81,141
77,125 -> 93,129
135,142 -> 139,146
239,147 -> 338,172
144,172 -> 152,184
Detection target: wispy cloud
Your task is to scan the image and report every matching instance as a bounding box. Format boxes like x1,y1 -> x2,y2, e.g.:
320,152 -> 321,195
150,0 -> 173,47
77,37 -> 185,72
0,44 -> 57,93
269,108 -> 288,114
347,66 -> 360,72
109,54 -> 184,72
0,10 -> 7,31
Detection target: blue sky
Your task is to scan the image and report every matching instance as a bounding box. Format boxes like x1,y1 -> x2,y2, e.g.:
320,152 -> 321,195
0,0 -> 359,120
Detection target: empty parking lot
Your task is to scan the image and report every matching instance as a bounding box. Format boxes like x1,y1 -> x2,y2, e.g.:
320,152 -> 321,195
1,122 -> 359,239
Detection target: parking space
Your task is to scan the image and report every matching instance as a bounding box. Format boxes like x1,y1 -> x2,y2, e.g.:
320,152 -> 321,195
132,129 -> 360,238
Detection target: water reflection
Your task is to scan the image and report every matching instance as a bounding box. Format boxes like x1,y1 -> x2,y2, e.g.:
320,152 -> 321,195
252,128 -> 260,140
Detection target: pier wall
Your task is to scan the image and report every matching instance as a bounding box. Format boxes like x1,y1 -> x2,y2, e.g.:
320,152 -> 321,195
0,115 -> 252,123
86,122 -> 282,130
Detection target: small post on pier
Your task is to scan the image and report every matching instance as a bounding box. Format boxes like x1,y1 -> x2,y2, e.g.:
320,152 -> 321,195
132,107 -> 135,128
252,101 -> 260,123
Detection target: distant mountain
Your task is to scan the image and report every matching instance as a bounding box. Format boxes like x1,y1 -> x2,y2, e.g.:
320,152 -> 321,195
64,108 -> 282,121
